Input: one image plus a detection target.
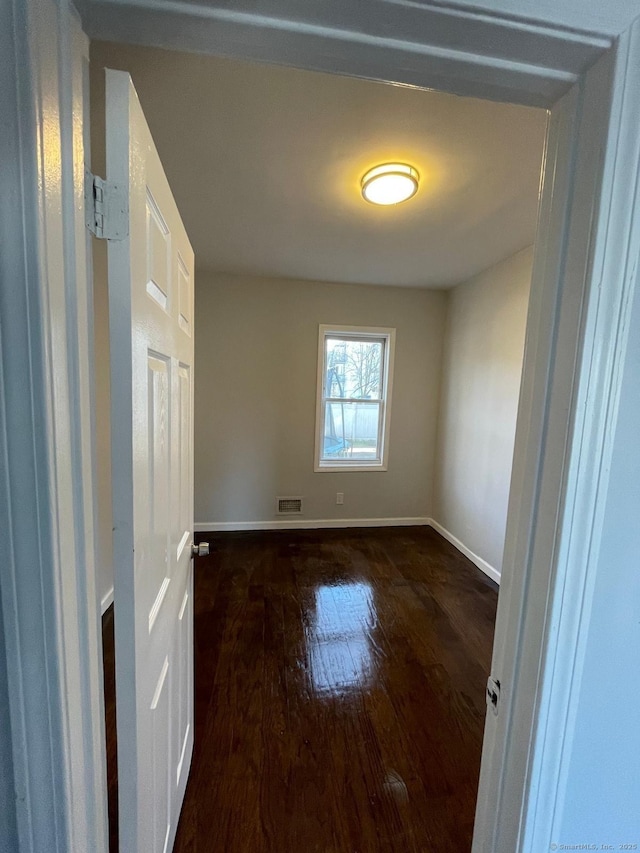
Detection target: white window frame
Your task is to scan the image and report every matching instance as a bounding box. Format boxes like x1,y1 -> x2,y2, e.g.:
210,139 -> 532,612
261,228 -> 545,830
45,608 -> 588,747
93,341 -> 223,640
314,324 -> 395,472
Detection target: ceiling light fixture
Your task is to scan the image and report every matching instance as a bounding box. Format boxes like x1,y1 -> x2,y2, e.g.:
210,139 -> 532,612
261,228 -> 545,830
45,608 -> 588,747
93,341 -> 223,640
361,163 -> 420,206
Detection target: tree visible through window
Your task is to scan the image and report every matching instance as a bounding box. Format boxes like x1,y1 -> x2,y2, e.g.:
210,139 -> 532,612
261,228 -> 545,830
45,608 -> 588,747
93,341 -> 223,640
315,326 -> 395,470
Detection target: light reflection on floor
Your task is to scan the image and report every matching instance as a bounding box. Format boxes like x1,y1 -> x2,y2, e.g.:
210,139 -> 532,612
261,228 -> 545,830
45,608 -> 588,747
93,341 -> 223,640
306,581 -> 377,697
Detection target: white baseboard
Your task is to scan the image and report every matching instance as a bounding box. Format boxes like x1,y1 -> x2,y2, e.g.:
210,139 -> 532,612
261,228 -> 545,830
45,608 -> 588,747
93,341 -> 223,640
100,586 -> 114,615
193,516 -> 500,585
194,517 -> 430,533
428,518 -> 501,585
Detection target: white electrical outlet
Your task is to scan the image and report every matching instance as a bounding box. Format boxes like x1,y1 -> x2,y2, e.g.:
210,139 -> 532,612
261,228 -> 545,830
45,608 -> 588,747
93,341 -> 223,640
336,492 -> 344,505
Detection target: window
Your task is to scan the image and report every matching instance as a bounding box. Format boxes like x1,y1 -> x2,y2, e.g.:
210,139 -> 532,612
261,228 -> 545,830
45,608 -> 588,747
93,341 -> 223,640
315,325 -> 395,472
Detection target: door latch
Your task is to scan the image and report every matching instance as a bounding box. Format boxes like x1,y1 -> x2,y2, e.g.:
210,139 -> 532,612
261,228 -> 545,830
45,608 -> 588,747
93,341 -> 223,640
486,676 -> 501,716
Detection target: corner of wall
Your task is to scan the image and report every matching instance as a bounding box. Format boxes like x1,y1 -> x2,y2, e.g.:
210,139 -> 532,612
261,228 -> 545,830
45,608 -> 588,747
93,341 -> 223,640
430,286 -> 453,522
428,518 -> 501,585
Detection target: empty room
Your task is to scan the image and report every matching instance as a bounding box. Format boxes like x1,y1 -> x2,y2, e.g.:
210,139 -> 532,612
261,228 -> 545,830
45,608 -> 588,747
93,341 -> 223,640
6,2 -> 640,852
90,42 -> 546,852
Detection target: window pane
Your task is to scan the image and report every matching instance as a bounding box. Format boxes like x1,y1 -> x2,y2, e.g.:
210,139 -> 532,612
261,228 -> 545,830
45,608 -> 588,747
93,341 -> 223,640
322,401 -> 381,460
325,338 -> 383,400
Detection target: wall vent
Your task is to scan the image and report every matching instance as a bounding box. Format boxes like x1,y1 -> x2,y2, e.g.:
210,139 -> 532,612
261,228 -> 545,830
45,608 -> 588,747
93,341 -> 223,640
277,496 -> 303,515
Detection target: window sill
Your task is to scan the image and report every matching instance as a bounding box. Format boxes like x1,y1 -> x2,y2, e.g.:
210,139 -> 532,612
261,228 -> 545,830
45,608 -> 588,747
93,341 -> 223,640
314,462 -> 388,473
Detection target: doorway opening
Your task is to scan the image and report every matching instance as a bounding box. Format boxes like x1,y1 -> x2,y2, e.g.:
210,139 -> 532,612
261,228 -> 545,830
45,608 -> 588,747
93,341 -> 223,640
90,42 -> 546,852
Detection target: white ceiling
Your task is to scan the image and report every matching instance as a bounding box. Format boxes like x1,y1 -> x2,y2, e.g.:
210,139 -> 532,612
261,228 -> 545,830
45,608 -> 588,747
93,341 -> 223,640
91,41 -> 547,288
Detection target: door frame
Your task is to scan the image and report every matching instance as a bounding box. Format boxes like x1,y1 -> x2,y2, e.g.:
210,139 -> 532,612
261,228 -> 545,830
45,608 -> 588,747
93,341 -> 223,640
0,1 -> 108,852
2,1 -> 640,851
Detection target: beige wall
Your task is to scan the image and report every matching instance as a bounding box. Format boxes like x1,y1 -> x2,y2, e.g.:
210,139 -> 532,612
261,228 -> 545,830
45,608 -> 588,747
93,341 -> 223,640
194,273 -> 446,526
433,246 -> 533,577
90,58 -> 115,610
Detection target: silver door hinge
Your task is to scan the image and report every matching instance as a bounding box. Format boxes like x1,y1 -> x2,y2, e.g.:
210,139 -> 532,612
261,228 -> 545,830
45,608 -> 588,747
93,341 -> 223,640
486,676 -> 501,716
85,169 -> 128,240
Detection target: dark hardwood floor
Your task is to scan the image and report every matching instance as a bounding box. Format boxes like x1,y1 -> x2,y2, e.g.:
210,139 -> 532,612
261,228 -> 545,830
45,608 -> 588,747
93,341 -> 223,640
104,526 -> 498,853
102,604 -> 118,852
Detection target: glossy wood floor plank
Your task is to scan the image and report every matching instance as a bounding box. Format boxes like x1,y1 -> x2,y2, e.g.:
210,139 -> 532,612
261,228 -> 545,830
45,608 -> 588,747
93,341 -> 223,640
102,604 -> 118,852
104,526 -> 498,852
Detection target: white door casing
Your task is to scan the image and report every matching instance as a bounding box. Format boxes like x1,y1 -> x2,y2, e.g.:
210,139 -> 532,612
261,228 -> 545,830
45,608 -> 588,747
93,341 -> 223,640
4,2 -> 640,852
106,69 -> 195,853
0,1 -> 109,851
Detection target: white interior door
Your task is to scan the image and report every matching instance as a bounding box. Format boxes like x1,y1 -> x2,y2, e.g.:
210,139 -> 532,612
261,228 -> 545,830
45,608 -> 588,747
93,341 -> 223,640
106,69 -> 195,853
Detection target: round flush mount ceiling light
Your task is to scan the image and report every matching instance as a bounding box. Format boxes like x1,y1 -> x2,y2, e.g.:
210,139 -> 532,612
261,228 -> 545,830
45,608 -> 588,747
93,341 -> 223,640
361,163 -> 420,206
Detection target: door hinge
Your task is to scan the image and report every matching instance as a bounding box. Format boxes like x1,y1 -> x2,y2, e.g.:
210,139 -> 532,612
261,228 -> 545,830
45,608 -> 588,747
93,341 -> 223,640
85,169 -> 128,241
486,676 -> 501,716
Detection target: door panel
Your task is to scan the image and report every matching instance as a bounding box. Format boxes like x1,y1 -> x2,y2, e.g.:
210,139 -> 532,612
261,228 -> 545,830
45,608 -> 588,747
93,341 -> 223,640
150,656 -> 171,853
174,586 -> 193,787
175,364 -> 191,563
106,68 -> 195,853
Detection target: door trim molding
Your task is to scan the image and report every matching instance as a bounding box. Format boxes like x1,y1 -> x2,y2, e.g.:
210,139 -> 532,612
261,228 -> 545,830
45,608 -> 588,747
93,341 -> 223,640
0,1 -> 108,851
519,22 -> 640,850
76,0 -> 612,107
